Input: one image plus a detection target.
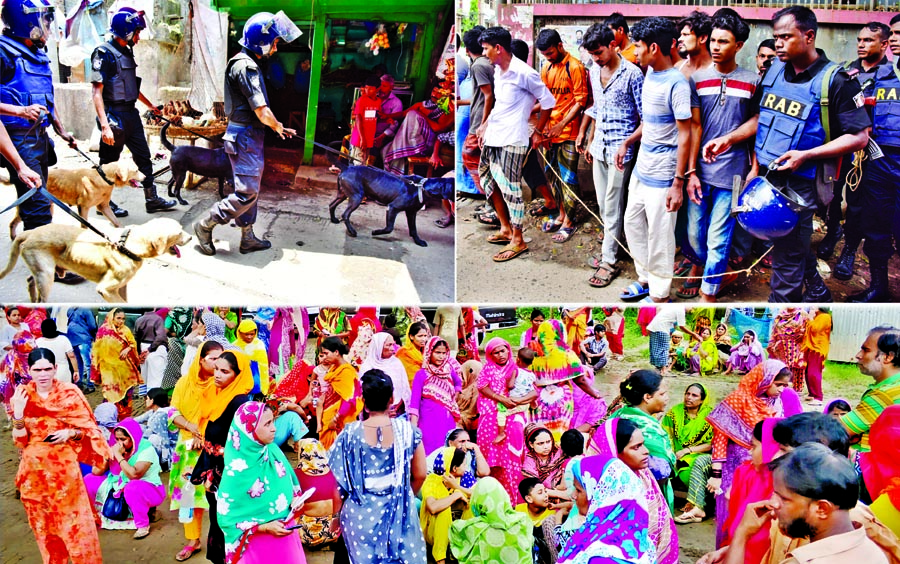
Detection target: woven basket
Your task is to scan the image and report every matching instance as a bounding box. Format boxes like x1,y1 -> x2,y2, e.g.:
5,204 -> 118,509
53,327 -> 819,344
144,122 -> 227,139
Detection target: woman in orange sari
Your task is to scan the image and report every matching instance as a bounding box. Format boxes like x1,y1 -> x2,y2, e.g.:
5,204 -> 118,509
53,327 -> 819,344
12,347 -> 111,564
396,321 -> 431,385
91,308 -> 142,418
563,307 -> 591,353
317,337 -> 362,450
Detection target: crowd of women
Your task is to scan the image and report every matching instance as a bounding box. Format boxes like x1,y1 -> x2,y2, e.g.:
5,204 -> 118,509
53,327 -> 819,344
3,305 -> 899,564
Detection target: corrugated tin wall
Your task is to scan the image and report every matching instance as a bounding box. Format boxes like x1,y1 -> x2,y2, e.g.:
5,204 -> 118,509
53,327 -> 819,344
830,308 -> 898,363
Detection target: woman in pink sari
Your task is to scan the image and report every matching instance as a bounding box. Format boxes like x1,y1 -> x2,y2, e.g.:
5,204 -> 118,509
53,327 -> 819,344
476,337 -> 527,504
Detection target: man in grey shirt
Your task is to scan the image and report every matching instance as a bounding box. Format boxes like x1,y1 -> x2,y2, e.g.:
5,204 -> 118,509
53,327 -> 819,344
680,12 -> 761,302
462,26 -> 492,191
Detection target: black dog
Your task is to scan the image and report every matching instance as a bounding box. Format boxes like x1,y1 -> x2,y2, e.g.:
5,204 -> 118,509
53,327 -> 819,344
328,163 -> 454,247
160,123 -> 232,205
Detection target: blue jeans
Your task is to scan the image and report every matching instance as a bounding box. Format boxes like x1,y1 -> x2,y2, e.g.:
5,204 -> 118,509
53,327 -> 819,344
273,411 -> 309,447
684,183 -> 736,296
72,344 -> 93,389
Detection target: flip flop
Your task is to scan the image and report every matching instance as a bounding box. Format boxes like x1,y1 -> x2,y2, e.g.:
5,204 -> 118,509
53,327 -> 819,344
674,258 -> 693,277
176,546 -> 202,562
674,512 -> 704,524
619,281 -> 649,301
541,218 -> 563,233
434,216 -> 455,228
529,204 -> 559,217
493,243 -> 528,262
588,263 -> 620,288
486,233 -> 511,245
675,279 -> 702,299
477,212 -> 500,226
552,226 -> 578,243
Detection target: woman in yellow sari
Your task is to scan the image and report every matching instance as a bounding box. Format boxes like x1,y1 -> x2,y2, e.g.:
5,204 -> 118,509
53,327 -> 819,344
317,337 -> 362,450
90,308 -> 142,418
314,308 -> 349,354
421,446 -> 474,564
562,307 -> 591,353
395,321 -> 431,384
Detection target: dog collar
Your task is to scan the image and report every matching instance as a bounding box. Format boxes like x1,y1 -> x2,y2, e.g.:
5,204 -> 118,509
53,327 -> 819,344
116,228 -> 142,262
96,165 -> 114,186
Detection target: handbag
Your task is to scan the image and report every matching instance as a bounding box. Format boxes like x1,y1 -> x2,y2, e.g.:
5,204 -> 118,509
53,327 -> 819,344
101,488 -> 130,521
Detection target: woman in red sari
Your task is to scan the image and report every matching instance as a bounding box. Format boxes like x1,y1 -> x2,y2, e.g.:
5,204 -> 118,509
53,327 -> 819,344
12,347 -> 110,563
348,307 -> 382,368
767,308 -> 810,393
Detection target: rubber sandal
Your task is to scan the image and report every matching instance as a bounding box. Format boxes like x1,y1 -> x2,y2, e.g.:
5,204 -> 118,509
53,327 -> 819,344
675,279 -> 702,299
176,545 -> 202,562
674,512 -> 704,524
477,212 -> 500,226
541,218 -> 563,233
552,226 -> 578,243
529,204 -> 559,217
493,244 -> 529,262
588,263 -> 620,288
434,216 -> 454,228
674,258 -> 693,277
587,255 -> 603,269
486,233 -> 511,245
619,281 -> 649,301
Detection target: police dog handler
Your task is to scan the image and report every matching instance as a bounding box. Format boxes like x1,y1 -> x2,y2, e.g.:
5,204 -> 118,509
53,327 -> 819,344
91,7 -> 177,216
752,7 -> 869,303
194,11 -> 300,256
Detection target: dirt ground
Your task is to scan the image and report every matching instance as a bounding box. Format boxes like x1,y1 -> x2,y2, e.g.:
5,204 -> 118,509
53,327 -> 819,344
0,132 -> 454,304
456,159 -> 900,302
0,339 -> 871,564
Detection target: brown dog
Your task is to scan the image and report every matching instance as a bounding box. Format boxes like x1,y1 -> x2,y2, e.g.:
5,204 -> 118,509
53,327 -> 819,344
8,161 -> 144,238
0,217 -> 191,302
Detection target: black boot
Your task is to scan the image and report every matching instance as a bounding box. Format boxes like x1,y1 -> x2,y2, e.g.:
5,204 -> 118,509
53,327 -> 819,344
802,272 -> 833,303
194,217 -> 217,256
833,244 -> 857,281
239,225 -> 272,254
144,186 -> 177,213
816,226 -> 843,260
849,264 -> 891,302
99,200 -> 129,218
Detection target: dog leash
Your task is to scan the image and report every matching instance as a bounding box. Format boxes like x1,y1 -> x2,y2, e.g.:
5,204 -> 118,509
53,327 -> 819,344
69,143 -> 115,186
0,186 -> 142,261
150,113 -> 222,143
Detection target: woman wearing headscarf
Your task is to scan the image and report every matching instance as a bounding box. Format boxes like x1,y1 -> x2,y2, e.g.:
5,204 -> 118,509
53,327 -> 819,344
410,336 -> 463,454
705,359 -> 802,547
189,350 -> 254,564
11,348 -> 110,564
449,477 -> 532,564
267,308 -> 300,377
556,454 -> 655,564
84,418 -> 167,539
529,320 -> 604,441
724,330 -> 764,375
587,418 -> 678,564
688,327 -> 720,376
94,401 -> 119,440
421,446 -> 474,564
396,321 -> 431,384
767,307 -> 810,394
293,438 -> 343,549
347,307 -> 382,367
317,337 -> 363,451
801,307 -> 832,408
0,329 -> 35,418
476,337 -> 527,504
217,402 -> 309,563
314,308 -> 349,354
167,340 -> 224,561
162,307 -> 194,390
235,319 -> 270,395
91,308 -> 142,418
358,332 -> 411,415
522,424 -> 568,491
662,383 -> 715,524
329,369 -> 428,564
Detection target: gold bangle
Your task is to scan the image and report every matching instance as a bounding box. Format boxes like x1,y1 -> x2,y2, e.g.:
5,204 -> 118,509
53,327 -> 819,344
13,418 -> 25,430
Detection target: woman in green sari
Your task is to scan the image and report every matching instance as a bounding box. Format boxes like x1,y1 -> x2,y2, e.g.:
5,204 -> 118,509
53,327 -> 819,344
662,383 -> 714,523
449,477 -> 532,564
613,370 -> 677,513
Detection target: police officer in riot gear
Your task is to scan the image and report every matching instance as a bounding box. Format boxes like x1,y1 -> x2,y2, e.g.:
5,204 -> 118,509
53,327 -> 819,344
851,14 -> 900,302
194,11 -> 300,256
1,0 -> 84,284
91,7 -> 176,214
753,6 -> 870,303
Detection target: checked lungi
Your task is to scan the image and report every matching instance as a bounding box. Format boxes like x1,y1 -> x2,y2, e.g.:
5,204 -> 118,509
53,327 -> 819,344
479,145 -> 528,231
543,140 -> 580,218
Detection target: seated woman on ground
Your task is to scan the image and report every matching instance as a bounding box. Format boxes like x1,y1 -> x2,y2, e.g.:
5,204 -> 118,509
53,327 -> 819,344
724,330 -> 764,375
421,446 -> 474,564
134,388 -> 178,469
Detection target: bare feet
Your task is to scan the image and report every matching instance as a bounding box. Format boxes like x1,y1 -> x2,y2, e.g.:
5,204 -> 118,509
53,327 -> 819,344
493,430 -> 507,445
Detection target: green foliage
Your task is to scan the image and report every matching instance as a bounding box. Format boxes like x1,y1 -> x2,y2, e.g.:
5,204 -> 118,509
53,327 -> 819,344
459,0 -> 480,34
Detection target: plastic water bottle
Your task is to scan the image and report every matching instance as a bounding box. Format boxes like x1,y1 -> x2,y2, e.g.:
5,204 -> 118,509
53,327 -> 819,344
179,481 -> 195,523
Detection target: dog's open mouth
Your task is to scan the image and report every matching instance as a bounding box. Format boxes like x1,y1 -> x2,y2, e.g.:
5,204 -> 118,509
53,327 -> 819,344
130,179 -> 142,188
169,245 -> 181,258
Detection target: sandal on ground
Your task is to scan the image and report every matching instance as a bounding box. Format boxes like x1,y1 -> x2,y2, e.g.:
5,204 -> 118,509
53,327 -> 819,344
133,527 -> 150,540
552,226 -> 578,243
674,511 -> 705,524
675,279 -> 702,299
477,212 -> 500,226
529,204 -> 559,217
493,243 -> 529,263
541,218 -> 563,233
176,545 -> 202,561
434,216 -> 454,228
589,263 -> 620,288
728,255 -> 748,270
674,258 -> 693,277
619,281 -> 650,301
486,233 -> 511,245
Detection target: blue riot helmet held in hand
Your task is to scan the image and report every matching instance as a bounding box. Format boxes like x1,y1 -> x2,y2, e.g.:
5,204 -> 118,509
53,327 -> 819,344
110,7 -> 146,45
1,0 -> 55,47
732,165 -> 810,241
239,11 -> 302,58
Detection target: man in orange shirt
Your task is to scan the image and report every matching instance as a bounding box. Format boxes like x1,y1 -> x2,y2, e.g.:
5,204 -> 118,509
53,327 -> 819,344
536,29 -> 589,244
606,13 -> 638,65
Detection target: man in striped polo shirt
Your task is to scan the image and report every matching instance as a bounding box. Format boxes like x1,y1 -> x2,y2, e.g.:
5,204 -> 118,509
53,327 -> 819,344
679,12 -> 761,302
841,326 -> 900,460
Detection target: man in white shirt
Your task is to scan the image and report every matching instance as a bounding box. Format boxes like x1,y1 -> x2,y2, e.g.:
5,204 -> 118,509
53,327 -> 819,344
477,27 -> 556,263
